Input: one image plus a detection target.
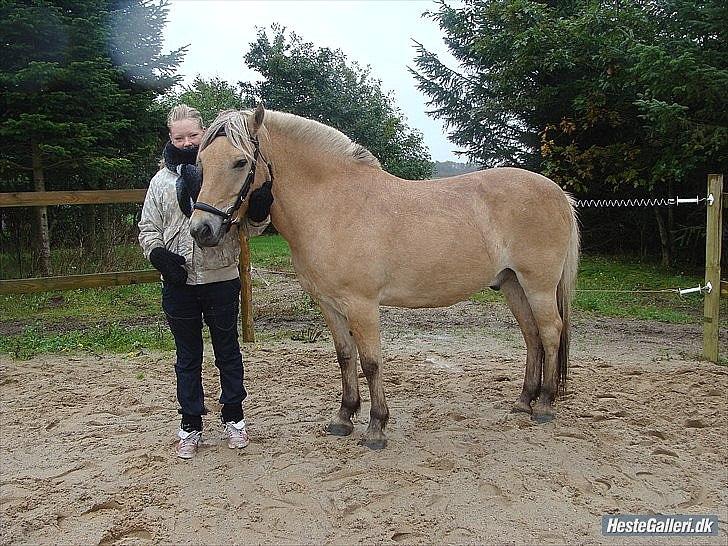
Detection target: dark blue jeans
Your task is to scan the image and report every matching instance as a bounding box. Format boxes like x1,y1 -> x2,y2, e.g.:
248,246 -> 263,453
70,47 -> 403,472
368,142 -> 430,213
162,278 -> 246,430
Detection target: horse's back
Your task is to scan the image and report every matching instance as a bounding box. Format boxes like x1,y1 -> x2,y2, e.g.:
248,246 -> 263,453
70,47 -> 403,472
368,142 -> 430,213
370,168 -> 574,307
385,166 -> 573,252
437,167 -> 569,204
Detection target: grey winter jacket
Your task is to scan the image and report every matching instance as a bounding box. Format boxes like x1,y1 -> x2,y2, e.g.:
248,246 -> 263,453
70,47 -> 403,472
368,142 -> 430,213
138,167 -> 269,285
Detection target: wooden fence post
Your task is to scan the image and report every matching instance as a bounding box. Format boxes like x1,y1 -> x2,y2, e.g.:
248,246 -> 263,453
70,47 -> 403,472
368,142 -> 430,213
703,174 -> 723,362
239,232 -> 255,343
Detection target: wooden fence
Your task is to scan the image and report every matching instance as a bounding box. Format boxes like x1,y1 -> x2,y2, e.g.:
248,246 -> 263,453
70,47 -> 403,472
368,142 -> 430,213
0,175 -> 725,358
0,189 -> 257,342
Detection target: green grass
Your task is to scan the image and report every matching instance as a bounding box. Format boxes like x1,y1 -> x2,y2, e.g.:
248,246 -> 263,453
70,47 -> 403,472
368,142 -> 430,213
1,236 -> 724,358
249,234 -> 293,271
0,235 -> 295,359
0,235 -> 291,324
571,255 -> 709,322
1,283 -> 162,324
470,254 -> 714,324
0,320 -> 174,360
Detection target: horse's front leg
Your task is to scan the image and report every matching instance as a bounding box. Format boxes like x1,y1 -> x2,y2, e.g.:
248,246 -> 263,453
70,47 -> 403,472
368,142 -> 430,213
319,301 -> 360,436
348,304 -> 388,449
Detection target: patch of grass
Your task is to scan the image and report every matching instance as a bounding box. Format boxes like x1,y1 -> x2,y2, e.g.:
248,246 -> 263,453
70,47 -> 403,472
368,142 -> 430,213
469,254 -> 721,324
470,289 -> 505,305
0,320 -> 174,360
1,238 -> 724,359
0,234 -> 292,325
1,283 -> 162,324
574,254 -> 711,323
249,234 -> 293,271
0,234 -> 294,358
290,327 -> 325,343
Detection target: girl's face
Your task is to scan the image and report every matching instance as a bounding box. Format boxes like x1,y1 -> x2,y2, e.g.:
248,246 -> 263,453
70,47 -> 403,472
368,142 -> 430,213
170,118 -> 203,149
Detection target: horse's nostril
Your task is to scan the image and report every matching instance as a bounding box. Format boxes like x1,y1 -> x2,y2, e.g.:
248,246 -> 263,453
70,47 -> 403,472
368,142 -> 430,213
192,222 -> 212,240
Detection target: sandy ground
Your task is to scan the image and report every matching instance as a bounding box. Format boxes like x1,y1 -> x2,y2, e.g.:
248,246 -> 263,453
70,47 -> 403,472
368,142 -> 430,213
1,276 -> 727,545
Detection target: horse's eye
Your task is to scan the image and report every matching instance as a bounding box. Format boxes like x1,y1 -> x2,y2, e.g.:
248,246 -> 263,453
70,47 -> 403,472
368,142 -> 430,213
233,159 -> 247,169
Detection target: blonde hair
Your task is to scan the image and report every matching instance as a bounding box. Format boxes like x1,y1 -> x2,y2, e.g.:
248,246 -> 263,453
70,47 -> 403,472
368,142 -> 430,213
167,104 -> 204,131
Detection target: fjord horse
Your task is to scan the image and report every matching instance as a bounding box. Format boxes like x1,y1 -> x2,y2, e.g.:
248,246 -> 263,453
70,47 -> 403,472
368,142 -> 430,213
190,105 -> 580,449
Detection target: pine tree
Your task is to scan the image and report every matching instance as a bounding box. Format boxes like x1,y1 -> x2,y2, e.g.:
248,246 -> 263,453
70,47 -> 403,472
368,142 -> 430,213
0,0 -> 185,274
412,0 -> 727,263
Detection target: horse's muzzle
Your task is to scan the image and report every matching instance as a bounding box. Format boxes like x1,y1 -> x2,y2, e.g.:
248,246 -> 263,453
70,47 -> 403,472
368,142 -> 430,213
189,217 -> 222,247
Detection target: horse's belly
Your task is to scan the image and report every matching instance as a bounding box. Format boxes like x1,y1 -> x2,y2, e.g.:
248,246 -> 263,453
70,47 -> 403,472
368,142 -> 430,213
379,270 -> 494,309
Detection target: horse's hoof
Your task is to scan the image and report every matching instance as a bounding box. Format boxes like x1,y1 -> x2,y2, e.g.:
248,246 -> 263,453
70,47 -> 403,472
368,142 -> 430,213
327,421 -> 354,436
358,436 -> 387,450
531,406 -> 555,424
511,400 -> 532,414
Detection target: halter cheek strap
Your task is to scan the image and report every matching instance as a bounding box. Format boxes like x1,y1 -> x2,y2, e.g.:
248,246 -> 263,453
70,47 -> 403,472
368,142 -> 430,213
193,136 -> 269,232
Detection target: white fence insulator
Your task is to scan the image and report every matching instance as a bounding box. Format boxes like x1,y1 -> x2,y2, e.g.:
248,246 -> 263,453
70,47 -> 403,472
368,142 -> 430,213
675,196 -> 702,205
678,282 -> 712,296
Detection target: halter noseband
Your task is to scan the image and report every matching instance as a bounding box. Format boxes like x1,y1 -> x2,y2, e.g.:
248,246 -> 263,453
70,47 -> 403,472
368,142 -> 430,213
193,131 -> 271,232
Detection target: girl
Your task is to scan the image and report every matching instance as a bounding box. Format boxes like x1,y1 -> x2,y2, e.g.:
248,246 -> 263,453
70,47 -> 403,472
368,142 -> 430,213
138,104 -> 272,459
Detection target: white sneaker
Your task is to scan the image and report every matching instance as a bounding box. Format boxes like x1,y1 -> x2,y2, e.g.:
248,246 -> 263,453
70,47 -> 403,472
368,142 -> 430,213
176,429 -> 202,459
223,419 -> 249,449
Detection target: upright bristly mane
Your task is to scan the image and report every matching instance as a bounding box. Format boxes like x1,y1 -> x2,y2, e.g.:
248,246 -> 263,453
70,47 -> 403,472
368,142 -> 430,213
201,108 -> 381,169
266,111 -> 380,168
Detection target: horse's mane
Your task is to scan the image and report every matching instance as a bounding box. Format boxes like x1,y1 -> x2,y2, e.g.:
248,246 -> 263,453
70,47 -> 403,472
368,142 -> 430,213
200,109 -> 381,169
199,109 -> 257,161
266,111 -> 381,168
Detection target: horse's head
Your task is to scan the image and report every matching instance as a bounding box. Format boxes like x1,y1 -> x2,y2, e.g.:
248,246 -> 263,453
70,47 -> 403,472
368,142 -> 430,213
190,104 -> 267,247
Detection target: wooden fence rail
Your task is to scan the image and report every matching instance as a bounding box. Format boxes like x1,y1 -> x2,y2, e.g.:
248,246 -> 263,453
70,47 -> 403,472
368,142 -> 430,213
0,179 -> 724,353
0,270 -> 160,294
0,189 -> 257,342
0,189 -> 147,207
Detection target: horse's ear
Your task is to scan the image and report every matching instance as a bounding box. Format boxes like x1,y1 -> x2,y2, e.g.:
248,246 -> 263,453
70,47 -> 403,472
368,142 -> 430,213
251,103 -> 265,136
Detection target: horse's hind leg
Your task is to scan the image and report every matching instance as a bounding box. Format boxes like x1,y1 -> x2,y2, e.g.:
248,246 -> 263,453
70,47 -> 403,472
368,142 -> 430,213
348,303 -> 388,450
319,300 -> 360,436
520,285 -> 563,423
500,271 -> 543,414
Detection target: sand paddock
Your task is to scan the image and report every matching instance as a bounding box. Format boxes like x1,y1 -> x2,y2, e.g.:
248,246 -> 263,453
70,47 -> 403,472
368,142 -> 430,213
1,278 -> 726,545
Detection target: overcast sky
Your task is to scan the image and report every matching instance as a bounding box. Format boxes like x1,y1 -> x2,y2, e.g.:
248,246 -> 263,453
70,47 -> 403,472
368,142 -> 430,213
162,0 -> 464,162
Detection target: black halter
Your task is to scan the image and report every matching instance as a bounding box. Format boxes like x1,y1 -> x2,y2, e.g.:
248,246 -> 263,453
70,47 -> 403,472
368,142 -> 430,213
193,133 -> 270,232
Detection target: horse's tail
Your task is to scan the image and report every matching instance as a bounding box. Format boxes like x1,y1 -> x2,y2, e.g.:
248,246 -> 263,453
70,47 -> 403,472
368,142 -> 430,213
557,195 -> 580,396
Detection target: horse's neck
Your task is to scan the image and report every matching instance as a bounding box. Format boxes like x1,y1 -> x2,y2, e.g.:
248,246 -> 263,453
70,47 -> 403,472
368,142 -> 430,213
265,131 -> 333,243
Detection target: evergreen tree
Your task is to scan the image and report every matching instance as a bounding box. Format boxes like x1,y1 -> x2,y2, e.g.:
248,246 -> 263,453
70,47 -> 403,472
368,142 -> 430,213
412,0 -> 727,263
0,0 -> 184,274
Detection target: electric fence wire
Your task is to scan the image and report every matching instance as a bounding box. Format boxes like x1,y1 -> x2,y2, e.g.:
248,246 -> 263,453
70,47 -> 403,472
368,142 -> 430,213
574,196 -> 708,208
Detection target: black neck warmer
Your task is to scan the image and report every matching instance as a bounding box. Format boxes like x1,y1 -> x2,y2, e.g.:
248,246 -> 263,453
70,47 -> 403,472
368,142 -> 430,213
163,141 -> 199,172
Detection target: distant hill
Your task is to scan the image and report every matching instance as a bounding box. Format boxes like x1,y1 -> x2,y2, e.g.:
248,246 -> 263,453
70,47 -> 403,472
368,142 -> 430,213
431,160 -> 481,179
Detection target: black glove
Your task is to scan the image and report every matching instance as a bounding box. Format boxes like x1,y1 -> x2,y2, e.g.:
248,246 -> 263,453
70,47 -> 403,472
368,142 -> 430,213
247,180 -> 273,222
149,247 -> 188,285
178,164 -> 202,202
